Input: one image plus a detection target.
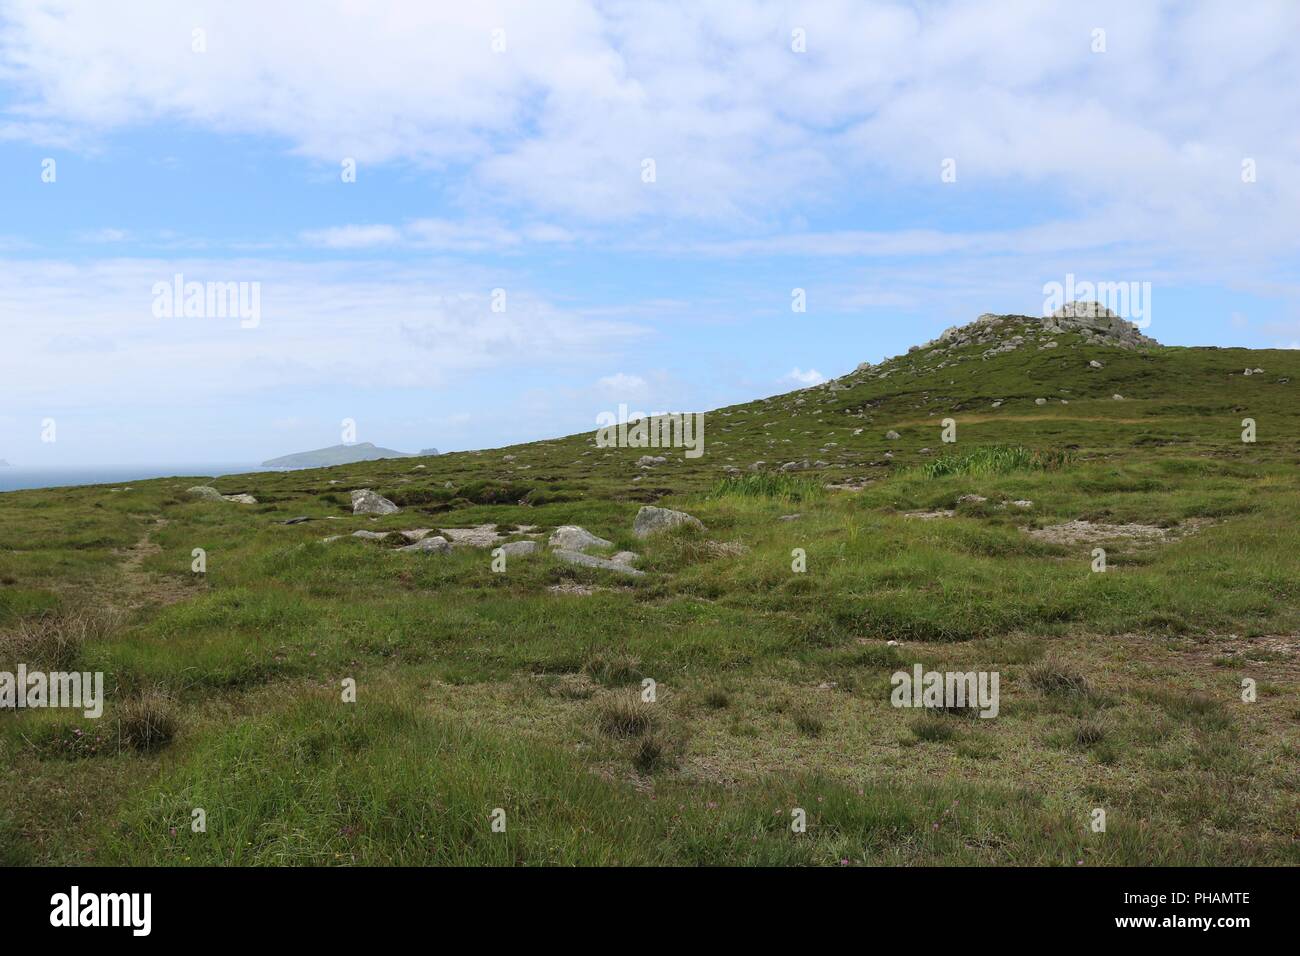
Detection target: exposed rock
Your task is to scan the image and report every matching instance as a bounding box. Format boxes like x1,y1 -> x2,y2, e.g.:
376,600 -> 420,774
548,525 -> 613,552
1089,360 -> 1104,369
957,494 -> 988,504
351,489 -> 400,515
1025,520 -> 1199,545
442,524 -> 504,548
352,530 -> 391,540
1044,302 -> 1157,349
636,455 -> 667,467
187,485 -> 224,502
398,535 -> 451,554
778,514 -> 802,521
281,516 -> 312,525
633,505 -> 705,539
885,430 -> 901,440
497,540 -> 539,557
1035,398 -> 1047,406
400,529 -> 434,542
222,493 -> 258,505
553,549 -> 645,576
608,550 -> 639,566
1112,394 -> 1124,401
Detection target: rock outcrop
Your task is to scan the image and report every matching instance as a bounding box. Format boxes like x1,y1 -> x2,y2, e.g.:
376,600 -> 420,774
351,489 -> 400,515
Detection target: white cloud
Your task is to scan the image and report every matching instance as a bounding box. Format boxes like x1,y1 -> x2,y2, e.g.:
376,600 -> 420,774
0,257 -> 650,408
299,225 -> 401,249
596,372 -> 647,394
2,0 -> 1295,252
782,367 -> 825,387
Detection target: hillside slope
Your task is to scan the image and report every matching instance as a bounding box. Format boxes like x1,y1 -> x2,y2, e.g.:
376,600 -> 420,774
2,308 -> 1297,866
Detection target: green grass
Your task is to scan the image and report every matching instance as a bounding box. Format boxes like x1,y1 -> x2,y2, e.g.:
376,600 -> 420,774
2,320 -> 1299,865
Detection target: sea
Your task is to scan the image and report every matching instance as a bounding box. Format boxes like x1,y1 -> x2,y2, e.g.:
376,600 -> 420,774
0,464 -> 267,493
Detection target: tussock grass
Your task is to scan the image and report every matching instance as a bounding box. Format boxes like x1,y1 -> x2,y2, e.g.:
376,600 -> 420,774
595,692 -> 654,738
1,606 -> 121,671
117,692 -> 179,753
919,444 -> 1071,479
708,473 -> 825,503
1027,661 -> 1094,698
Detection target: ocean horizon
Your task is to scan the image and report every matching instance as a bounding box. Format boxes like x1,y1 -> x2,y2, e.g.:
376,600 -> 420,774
0,463 -> 268,493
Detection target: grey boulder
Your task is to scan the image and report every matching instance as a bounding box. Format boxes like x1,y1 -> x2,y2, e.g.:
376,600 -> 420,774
351,489 -> 400,515
496,540 -> 540,557
633,505 -> 704,539
398,535 -> 451,554
548,526 -> 612,552
554,549 -> 645,576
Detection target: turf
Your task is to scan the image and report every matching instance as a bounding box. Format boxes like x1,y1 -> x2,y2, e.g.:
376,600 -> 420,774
1,318 -> 1297,865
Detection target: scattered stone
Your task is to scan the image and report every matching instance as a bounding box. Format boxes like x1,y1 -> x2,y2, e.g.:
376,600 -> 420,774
222,493 -> 258,505
400,529 -> 434,542
351,489 -> 399,515
1008,500 -> 1034,508
885,430 -> 901,440
352,530 -> 390,540
398,535 -> 451,554
187,485 -> 224,501
1088,360 -> 1104,369
1035,398 -> 1047,406
548,583 -> 596,597
553,549 -> 645,576
991,401 -> 1003,408
903,510 -> 955,520
1112,394 -> 1124,401
442,524 -> 505,548
548,525 -> 613,552
633,505 -> 705,539
608,550 -> 639,567
1027,520 -> 1178,545
636,455 -> 667,467
957,494 -> 988,504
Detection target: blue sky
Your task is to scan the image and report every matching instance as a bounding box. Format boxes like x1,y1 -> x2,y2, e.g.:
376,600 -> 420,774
1,0 -> 1298,466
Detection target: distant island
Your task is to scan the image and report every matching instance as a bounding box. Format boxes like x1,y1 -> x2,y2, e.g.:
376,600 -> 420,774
261,442 -> 437,469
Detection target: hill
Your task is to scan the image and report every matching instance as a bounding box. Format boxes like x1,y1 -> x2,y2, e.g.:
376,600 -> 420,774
1,305 -> 1296,866
261,441 -> 419,468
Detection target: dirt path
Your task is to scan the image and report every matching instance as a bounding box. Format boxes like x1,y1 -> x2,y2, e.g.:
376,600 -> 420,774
110,517 -> 196,612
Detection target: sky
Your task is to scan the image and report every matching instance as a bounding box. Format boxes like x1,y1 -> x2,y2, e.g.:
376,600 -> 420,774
1,0 -> 1298,466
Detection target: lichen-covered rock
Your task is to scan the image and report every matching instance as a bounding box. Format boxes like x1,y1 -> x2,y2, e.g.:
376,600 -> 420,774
553,549 -> 645,576
547,526 -> 612,552
187,485 -> 224,501
633,505 -> 704,539
398,535 -> 450,554
497,540 -> 539,556
351,489 -> 399,515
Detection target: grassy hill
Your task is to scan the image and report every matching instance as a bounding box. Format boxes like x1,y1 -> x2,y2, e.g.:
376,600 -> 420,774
2,312 -> 1297,866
